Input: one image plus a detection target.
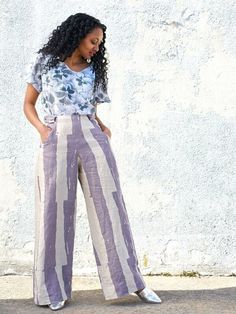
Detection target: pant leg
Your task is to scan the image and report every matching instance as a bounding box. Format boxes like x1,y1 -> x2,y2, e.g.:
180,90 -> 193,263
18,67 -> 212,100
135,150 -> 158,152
33,116 -> 78,305
77,115 -> 146,300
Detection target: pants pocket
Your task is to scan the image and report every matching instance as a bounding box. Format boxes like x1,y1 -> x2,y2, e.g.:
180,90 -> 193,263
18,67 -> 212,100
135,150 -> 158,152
40,121 -> 57,146
90,117 -> 111,142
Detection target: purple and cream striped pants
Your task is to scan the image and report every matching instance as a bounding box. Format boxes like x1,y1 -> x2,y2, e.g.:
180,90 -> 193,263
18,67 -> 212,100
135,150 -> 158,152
33,113 -> 146,305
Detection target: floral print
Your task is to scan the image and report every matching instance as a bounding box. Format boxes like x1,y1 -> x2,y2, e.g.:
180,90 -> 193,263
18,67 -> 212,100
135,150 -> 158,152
25,53 -> 111,116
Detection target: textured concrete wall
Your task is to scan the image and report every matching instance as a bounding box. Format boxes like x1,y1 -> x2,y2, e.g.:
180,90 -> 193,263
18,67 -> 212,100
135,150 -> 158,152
0,0 -> 236,276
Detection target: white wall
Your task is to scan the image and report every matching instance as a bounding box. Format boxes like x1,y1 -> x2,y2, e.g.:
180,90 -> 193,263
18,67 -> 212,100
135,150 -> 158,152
0,0 -> 236,276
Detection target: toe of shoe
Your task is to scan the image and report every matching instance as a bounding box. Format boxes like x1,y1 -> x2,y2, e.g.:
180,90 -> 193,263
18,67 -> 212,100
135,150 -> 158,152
138,287 -> 162,303
48,300 -> 65,310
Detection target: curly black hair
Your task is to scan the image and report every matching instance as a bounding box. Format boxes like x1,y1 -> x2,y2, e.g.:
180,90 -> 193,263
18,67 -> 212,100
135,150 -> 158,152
37,13 -> 109,94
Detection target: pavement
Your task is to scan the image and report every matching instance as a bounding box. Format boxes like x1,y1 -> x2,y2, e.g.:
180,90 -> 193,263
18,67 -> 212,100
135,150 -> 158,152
0,275 -> 236,313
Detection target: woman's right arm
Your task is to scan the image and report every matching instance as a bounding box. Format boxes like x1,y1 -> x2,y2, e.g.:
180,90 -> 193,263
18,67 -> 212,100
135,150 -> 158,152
23,84 -> 52,142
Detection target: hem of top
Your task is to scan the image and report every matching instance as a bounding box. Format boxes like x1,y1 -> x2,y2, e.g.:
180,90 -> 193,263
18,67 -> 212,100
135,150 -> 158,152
43,113 -> 95,123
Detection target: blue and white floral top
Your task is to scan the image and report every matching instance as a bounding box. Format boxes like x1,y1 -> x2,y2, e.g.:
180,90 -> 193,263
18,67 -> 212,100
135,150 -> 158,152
25,53 -> 111,118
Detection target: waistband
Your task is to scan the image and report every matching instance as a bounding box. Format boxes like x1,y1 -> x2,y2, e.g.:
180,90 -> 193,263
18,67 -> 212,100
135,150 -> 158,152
43,113 -> 95,124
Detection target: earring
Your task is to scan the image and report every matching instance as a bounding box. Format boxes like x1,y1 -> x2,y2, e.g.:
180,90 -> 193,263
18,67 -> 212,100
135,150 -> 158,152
87,58 -> 91,63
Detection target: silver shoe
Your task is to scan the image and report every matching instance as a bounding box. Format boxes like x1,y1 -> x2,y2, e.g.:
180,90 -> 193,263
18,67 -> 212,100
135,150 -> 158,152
48,300 -> 66,311
135,287 -> 162,304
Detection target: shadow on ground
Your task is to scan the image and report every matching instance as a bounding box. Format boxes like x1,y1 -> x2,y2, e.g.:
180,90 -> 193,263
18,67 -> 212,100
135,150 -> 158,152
0,287 -> 236,314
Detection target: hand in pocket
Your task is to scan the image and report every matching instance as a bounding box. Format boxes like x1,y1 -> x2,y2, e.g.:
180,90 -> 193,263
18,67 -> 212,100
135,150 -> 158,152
40,125 -> 53,144
102,126 -> 112,139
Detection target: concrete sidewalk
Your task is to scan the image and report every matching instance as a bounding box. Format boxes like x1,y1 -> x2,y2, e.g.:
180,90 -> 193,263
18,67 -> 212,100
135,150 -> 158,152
0,275 -> 235,313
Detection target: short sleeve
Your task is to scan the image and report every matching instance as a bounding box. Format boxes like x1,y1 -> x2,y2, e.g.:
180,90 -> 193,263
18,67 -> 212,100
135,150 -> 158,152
94,83 -> 111,105
25,53 -> 44,93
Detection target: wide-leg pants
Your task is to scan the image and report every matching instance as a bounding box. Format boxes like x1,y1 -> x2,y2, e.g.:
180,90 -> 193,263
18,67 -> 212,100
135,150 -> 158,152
33,113 -> 146,305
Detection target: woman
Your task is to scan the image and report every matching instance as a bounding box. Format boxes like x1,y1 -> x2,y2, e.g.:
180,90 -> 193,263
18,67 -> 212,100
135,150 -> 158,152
23,12 -> 162,311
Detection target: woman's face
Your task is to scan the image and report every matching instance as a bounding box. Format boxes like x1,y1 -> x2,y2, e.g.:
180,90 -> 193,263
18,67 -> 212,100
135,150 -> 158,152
78,27 -> 104,59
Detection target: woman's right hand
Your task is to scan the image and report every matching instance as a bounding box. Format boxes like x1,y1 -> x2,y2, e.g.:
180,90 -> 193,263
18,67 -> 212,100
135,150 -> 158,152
39,124 -> 53,144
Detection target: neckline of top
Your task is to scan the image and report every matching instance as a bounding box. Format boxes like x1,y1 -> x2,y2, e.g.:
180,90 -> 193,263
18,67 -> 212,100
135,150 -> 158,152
60,61 -> 92,74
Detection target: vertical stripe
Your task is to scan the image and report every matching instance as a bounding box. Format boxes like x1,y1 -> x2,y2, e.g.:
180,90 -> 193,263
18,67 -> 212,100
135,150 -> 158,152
42,123 -> 63,303
34,152 -> 41,304
34,147 -> 51,304
61,116 -> 78,298
34,153 -> 40,304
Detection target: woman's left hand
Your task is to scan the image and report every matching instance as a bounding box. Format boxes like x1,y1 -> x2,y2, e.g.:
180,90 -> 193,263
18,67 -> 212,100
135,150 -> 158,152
102,126 -> 111,139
